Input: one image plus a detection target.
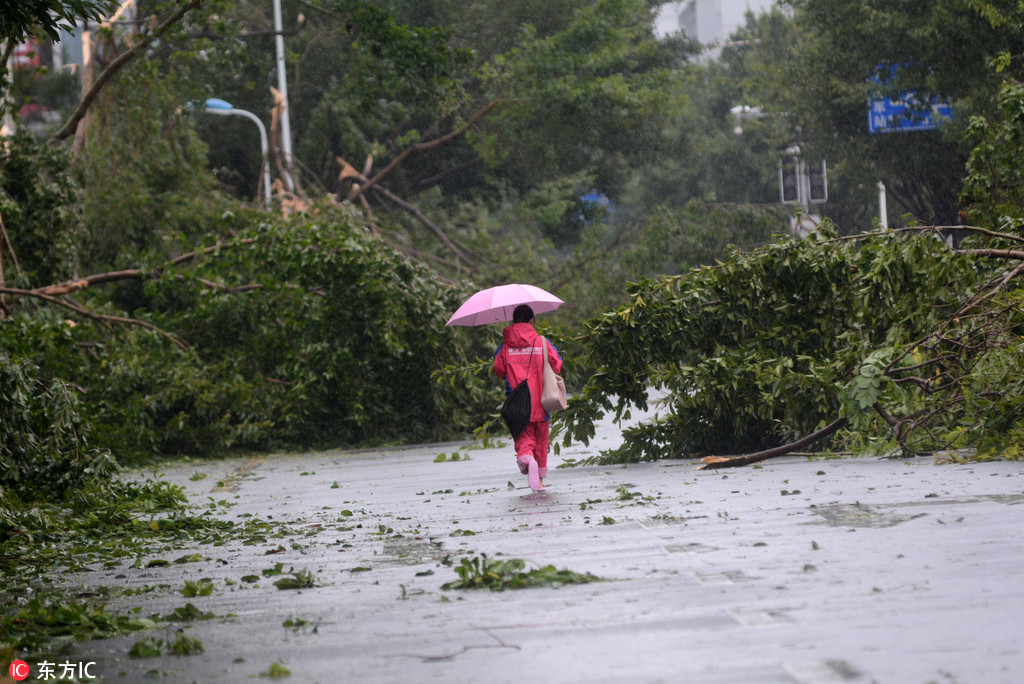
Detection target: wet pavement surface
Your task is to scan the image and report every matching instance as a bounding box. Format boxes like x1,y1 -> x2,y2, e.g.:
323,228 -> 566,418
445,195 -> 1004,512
63,415 -> 1024,684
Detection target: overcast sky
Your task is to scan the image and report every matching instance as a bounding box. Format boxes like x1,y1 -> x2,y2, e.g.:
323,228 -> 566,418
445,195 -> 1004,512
655,1 -> 683,37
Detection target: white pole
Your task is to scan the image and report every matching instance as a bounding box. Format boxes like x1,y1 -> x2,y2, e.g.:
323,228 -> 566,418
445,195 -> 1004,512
205,102 -> 273,208
273,0 -> 295,191
877,181 -> 888,229
2,47 -> 15,135
798,158 -> 808,208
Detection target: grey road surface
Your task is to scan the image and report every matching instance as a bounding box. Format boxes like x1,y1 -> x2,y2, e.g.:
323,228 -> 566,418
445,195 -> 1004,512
62,418 -> 1024,684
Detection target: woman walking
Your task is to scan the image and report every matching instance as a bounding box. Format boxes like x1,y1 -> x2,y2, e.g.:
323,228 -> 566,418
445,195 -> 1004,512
493,304 -> 563,491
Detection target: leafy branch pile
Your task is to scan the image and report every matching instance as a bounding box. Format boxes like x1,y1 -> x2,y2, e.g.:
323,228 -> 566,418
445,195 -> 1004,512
1,1 -> 1024,577
1,204 -> 496,458
441,554 -> 602,591
559,224 -> 1024,464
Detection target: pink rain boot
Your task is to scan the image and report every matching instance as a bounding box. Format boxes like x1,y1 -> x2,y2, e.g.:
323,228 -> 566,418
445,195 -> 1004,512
517,454 -> 531,475
527,459 -> 544,491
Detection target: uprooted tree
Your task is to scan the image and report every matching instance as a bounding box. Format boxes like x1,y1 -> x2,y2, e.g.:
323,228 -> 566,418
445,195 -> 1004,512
0,203 -> 497,459
542,45 -> 1024,469
553,222 -> 1024,467
7,0 -> 1024,478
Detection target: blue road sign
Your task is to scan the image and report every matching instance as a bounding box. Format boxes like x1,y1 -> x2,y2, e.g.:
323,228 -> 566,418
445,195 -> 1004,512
867,64 -> 953,133
869,96 -> 953,133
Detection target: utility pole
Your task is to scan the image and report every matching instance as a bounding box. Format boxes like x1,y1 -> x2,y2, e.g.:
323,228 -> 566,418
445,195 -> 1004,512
272,0 -> 295,192
779,146 -> 827,236
1,50 -> 15,136
877,181 -> 888,229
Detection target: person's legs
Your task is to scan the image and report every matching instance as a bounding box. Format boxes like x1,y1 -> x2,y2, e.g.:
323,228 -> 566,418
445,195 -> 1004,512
534,420 -> 550,482
514,426 -> 537,469
513,423 -> 544,491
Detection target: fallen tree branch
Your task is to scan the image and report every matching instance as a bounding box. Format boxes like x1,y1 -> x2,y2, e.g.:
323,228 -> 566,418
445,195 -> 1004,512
168,237 -> 259,266
954,261 -> 1024,318
347,97 -> 506,203
957,248 -> 1024,260
939,225 -> 1024,245
698,417 -> 848,470
369,186 -> 481,269
872,401 -> 906,439
829,224 -> 1024,247
192,276 -> 263,294
337,156 -> 486,269
52,0 -> 205,143
0,211 -> 21,277
0,287 -> 187,350
33,271 -> 140,296
22,238 -> 261,298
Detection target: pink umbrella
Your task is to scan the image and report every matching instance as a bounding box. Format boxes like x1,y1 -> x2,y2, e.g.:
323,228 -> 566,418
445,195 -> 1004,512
446,283 -> 564,326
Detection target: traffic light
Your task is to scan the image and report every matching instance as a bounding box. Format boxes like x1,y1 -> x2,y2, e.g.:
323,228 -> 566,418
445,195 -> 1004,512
779,159 -> 799,204
808,160 -> 828,203
779,158 -> 827,205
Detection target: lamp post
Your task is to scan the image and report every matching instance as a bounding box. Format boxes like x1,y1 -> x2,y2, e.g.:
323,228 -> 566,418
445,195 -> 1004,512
877,181 -> 888,229
272,0 -> 295,191
203,98 -> 272,207
730,105 -> 829,236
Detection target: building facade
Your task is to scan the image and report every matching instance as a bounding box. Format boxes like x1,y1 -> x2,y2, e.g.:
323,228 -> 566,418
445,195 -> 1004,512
666,0 -> 776,57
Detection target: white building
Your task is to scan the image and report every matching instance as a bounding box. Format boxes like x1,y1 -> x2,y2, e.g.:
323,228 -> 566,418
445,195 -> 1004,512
658,0 -> 776,58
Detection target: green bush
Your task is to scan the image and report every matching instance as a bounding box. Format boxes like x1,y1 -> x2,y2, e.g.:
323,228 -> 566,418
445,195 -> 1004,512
0,351 -> 116,502
0,130 -> 83,285
560,226 -> 1024,462
2,205 -> 497,461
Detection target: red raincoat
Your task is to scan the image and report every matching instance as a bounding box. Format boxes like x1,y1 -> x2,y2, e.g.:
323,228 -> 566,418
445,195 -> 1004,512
493,322 -> 563,423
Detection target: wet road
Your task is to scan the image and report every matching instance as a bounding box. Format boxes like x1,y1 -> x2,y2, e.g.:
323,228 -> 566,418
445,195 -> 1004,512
64,421 -> 1024,683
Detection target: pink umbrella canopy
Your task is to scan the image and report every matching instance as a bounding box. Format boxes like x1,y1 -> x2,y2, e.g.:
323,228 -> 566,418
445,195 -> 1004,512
446,283 -> 564,326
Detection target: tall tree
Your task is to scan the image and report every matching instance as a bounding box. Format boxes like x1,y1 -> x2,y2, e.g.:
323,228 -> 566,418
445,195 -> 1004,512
0,0 -> 118,42
0,1 -> 119,117
747,0 -> 1024,229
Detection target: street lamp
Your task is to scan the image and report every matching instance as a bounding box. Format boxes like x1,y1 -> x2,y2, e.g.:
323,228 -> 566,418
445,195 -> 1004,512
202,98 -> 272,207
272,0 -> 295,191
729,104 -> 764,136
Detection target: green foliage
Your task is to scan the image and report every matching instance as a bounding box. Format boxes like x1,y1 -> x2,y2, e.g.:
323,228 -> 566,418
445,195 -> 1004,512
128,637 -> 164,658
962,79 -> 1024,230
3,203 -> 495,459
146,211 -> 487,448
474,0 -> 687,196
0,591 -> 154,657
180,579 -> 214,597
0,0 -> 118,43
167,634 -> 205,656
558,226 -> 1008,462
841,349 -> 893,425
182,0 -> 690,261
126,632 -> 204,657
0,351 -> 116,502
77,64 -> 228,270
0,129 -> 83,284
0,467 -> 300,662
621,201 -> 790,276
184,0 -> 475,198
715,3 -> 1006,229
0,310 -> 267,459
273,568 -> 316,590
261,662 -> 292,678
7,0 -> 1024,492
441,554 -> 601,591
